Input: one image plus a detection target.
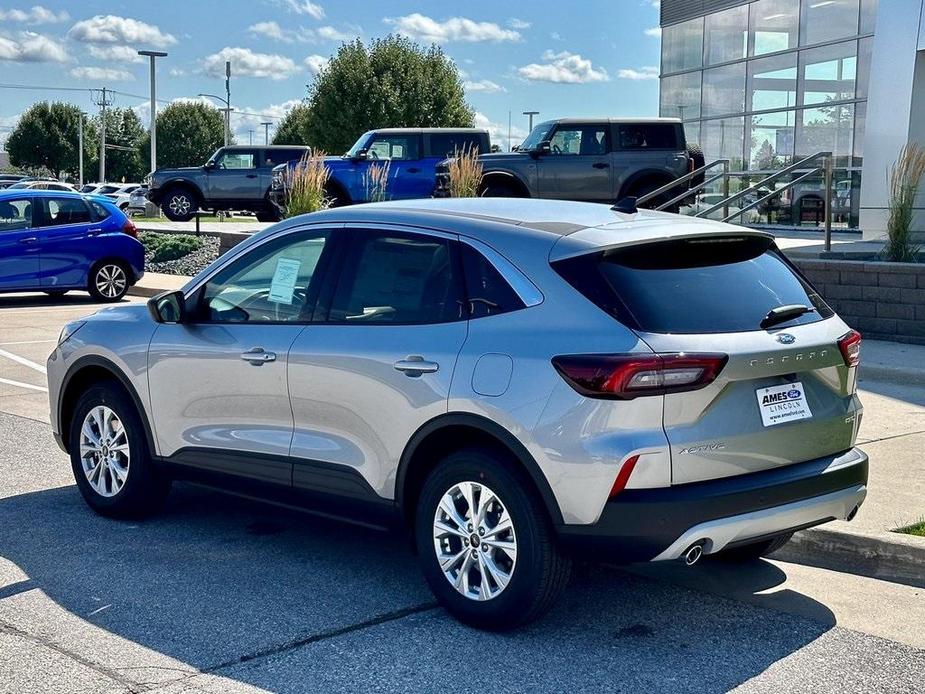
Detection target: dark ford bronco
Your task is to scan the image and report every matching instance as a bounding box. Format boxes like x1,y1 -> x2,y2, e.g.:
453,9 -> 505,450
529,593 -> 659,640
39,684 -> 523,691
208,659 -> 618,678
435,118 -> 703,207
148,145 -> 309,222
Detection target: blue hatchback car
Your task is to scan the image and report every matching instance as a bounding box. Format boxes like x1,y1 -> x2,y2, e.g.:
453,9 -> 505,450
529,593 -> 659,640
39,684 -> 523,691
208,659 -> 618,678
0,190 -> 144,302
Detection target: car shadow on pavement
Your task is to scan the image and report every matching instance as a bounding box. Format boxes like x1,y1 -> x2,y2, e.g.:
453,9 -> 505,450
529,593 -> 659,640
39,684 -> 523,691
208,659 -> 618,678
0,482 -> 837,693
0,293 -> 130,309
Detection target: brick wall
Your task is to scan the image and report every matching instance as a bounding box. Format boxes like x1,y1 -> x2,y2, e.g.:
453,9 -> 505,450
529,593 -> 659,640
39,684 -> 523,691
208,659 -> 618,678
793,259 -> 925,344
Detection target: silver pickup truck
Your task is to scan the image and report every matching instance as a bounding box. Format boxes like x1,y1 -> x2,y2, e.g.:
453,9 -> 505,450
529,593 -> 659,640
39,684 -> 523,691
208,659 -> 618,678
435,118 -> 702,208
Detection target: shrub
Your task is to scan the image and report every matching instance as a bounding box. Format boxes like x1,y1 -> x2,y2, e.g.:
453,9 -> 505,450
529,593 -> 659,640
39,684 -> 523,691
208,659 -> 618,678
447,145 -> 483,198
150,234 -> 203,262
285,152 -> 330,218
363,160 -> 391,202
884,143 -> 925,263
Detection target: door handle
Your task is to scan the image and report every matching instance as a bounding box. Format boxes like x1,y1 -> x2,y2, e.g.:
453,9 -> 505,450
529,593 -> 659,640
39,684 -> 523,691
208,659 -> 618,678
17,236 -> 37,244
592,162 -> 610,169
87,229 -> 102,236
393,355 -> 439,376
240,347 -> 277,364
406,167 -> 421,173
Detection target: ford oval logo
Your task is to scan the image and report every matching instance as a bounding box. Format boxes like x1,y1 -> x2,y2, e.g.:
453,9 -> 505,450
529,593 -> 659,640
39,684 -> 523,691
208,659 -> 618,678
776,333 -> 796,344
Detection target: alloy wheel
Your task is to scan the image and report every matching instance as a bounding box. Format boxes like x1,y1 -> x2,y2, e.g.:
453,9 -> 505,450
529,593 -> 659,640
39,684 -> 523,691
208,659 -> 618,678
95,264 -> 126,299
168,194 -> 191,216
79,405 -> 130,497
433,481 -> 517,601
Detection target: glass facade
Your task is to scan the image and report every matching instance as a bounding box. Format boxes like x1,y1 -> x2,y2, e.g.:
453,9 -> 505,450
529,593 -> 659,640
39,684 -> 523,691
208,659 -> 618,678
659,0 -> 877,229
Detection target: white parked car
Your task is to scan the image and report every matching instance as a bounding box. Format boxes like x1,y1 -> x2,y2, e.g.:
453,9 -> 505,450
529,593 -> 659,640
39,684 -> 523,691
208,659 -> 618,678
6,180 -> 76,192
99,183 -> 142,211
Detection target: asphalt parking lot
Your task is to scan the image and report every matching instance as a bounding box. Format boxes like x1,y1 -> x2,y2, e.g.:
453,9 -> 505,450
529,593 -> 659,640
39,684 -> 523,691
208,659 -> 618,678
1,292 -> 924,693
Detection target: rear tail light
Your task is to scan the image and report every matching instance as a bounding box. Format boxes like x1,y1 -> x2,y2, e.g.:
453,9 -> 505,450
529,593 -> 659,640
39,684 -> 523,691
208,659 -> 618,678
551,353 -> 728,400
122,218 -> 138,238
837,330 -> 861,367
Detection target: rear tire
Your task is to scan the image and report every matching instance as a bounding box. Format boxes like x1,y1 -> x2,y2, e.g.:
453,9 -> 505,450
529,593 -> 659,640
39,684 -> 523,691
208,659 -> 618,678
256,209 -> 281,223
631,178 -> 679,213
415,447 -> 571,630
88,261 -> 130,302
69,382 -> 171,519
161,187 -> 197,222
480,181 -> 523,198
713,533 -> 793,562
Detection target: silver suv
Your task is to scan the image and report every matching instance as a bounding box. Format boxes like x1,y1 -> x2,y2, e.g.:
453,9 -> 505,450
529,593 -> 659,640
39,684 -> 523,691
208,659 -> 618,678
48,198 -> 867,630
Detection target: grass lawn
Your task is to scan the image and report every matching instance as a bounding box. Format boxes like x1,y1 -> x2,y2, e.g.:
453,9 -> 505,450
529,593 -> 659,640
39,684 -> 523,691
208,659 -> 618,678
896,520 -> 925,537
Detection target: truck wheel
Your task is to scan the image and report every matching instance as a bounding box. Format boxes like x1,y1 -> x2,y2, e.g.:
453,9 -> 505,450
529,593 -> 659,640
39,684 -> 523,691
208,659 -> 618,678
481,182 -> 523,198
256,210 -> 281,223
415,447 -> 571,630
162,187 -> 197,222
631,179 -> 678,213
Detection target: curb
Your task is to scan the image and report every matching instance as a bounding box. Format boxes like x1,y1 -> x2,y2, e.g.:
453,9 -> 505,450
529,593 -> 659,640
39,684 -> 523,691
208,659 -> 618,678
859,365 -> 925,388
774,525 -> 925,588
127,285 -> 164,299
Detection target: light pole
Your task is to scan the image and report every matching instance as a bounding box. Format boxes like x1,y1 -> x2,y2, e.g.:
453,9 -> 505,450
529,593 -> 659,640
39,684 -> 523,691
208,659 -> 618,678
78,112 -> 84,187
248,130 -> 254,145
138,50 -> 168,174
523,110 -> 539,133
260,121 -> 272,145
198,93 -> 231,146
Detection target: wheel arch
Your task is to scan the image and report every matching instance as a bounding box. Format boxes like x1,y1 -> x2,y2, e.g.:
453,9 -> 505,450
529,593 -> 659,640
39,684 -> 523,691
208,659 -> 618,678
617,168 -> 678,200
89,255 -> 138,284
479,171 -> 531,197
324,177 -> 352,206
161,179 -> 205,206
58,355 -> 156,457
396,413 -> 563,528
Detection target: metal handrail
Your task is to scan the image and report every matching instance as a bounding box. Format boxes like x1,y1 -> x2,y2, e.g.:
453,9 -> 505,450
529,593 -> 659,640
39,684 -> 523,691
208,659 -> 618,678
721,167 -> 822,222
654,170 -> 728,212
636,159 -> 729,206
693,151 -> 831,220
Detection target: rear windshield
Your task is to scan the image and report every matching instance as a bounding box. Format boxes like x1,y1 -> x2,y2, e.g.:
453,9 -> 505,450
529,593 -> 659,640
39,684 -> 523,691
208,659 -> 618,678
553,236 -> 833,334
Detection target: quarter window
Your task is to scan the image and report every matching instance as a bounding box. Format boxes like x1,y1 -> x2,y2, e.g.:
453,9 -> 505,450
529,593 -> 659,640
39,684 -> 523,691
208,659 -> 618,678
617,123 -> 680,150
41,197 -> 91,226
198,231 -> 330,323
461,245 -> 524,318
330,231 -> 464,324
0,199 -> 32,231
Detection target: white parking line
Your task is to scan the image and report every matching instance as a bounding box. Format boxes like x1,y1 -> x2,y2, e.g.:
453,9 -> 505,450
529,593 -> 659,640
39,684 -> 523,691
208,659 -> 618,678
0,347 -> 47,374
0,377 -> 48,393
0,339 -> 56,346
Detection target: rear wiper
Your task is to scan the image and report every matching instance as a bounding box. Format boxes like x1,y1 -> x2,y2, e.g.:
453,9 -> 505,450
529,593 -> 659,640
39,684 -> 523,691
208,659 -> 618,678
760,304 -> 815,329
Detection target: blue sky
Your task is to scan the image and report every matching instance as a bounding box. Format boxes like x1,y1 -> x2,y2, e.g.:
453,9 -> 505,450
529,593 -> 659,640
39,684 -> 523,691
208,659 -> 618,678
0,1 -> 663,151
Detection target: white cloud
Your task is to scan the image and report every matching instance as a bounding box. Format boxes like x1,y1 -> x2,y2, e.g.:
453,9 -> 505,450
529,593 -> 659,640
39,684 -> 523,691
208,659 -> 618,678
0,6 -> 68,23
617,65 -> 659,80
315,25 -> 352,41
473,111 -> 528,151
304,54 -> 328,76
508,18 -> 530,30
384,14 -> 521,43
202,47 -> 299,80
248,21 -> 289,42
88,44 -> 145,63
229,98 -> 303,142
69,15 -> 176,47
517,50 -> 609,84
0,112 -> 20,148
249,20 -> 356,43
168,67 -> 186,77
70,66 -> 134,81
644,26 -> 661,37
281,0 -> 324,19
0,32 -> 68,62
550,32 -> 564,41
464,79 -> 505,94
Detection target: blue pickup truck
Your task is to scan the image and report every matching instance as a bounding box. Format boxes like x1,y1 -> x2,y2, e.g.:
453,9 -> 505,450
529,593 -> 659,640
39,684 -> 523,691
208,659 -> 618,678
270,127 -> 490,209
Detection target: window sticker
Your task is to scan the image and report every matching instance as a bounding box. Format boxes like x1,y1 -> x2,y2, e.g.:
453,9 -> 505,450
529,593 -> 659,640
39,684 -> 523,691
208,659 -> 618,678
268,257 -> 302,304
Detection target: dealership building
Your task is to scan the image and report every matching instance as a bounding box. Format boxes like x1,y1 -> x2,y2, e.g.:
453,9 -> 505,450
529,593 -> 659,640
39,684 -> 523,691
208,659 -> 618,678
658,0 -> 925,240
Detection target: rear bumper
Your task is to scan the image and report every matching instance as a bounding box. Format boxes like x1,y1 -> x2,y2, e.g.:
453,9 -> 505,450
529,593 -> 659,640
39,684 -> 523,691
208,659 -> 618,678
556,447 -> 868,563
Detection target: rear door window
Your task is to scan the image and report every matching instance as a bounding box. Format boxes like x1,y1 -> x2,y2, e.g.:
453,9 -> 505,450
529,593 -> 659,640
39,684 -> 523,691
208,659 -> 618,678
39,197 -> 92,227
616,123 -> 681,150
428,133 -> 487,158
553,235 -> 833,334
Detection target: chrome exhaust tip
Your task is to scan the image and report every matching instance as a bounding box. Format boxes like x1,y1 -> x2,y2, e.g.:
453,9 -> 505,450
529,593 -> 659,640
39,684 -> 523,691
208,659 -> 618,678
683,542 -> 704,566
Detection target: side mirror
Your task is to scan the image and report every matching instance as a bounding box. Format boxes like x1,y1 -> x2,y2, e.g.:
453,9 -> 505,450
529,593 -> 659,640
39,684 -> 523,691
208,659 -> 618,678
204,161 -> 216,170
351,148 -> 369,162
147,290 -> 186,324
530,142 -> 551,158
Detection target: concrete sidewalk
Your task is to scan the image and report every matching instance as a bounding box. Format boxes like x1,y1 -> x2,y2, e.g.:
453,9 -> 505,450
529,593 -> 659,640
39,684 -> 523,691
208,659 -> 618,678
129,272 -> 189,298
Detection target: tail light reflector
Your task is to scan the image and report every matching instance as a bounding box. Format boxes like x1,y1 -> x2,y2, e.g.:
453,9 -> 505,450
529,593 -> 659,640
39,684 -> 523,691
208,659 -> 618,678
609,455 -> 640,499
122,218 -> 138,238
837,330 -> 861,367
552,353 -> 728,399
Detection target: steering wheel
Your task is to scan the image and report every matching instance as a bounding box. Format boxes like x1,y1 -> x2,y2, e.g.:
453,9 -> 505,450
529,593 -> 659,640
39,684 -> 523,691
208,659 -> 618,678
552,144 -> 562,154
244,287 -> 308,322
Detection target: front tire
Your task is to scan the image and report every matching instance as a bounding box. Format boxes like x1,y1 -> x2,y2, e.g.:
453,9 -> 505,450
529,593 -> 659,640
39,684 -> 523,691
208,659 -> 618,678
415,447 -> 571,630
88,261 -> 129,302
161,187 -> 197,222
69,382 -> 171,519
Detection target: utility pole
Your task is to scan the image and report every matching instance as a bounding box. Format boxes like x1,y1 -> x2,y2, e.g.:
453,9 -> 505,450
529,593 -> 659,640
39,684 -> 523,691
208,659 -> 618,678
139,50 -> 168,174
508,110 -> 512,152
225,61 -> 231,147
248,130 -> 254,145
93,87 -> 113,182
261,121 -> 272,145
78,112 -> 84,187
523,110 -> 539,133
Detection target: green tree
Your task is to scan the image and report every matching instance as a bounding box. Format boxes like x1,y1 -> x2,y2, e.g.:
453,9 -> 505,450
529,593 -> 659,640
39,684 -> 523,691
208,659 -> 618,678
138,101 -> 227,170
7,102 -> 97,179
304,36 -> 474,154
92,107 -> 147,182
272,104 -> 312,145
